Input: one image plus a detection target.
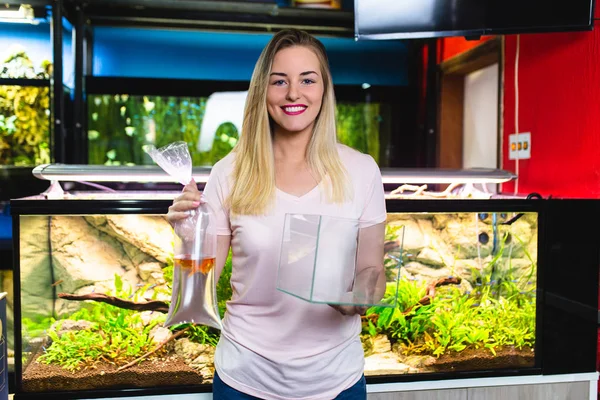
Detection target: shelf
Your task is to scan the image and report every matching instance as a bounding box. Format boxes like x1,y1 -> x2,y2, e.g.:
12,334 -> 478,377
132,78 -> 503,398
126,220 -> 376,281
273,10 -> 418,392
69,0 -> 354,36
0,78 -> 50,87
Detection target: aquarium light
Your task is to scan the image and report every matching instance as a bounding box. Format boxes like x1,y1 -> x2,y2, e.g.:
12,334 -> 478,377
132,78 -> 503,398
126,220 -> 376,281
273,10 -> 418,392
33,164 -> 516,185
380,168 -> 516,184
33,164 -> 213,183
0,4 -> 38,24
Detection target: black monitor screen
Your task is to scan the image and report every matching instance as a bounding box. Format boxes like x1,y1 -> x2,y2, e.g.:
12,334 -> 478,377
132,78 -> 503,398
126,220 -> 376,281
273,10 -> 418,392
355,0 -> 594,40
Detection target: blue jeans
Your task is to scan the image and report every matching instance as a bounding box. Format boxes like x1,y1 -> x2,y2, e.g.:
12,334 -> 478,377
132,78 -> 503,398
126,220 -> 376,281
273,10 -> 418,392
212,372 -> 366,400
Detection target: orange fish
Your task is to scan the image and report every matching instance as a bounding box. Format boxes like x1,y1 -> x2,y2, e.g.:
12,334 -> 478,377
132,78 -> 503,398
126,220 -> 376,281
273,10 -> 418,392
174,255 -> 215,276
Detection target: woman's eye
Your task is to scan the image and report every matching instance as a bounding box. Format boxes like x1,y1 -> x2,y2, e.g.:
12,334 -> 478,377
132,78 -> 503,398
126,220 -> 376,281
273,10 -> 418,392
302,79 -> 315,85
272,80 -> 286,86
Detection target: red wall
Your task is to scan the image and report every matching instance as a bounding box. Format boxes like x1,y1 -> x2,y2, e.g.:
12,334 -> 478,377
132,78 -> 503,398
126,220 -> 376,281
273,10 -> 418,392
438,21 -> 600,198
440,36 -> 492,61
501,3 -> 600,197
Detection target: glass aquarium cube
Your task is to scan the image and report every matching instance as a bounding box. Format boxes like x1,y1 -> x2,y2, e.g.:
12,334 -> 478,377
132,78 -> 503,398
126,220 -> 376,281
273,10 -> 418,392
277,213 -> 403,307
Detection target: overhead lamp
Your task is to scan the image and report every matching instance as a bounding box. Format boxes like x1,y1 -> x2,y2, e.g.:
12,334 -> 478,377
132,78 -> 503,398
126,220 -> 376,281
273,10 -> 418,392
33,164 -> 214,183
381,168 -> 516,185
33,164 -> 516,185
0,4 -> 39,24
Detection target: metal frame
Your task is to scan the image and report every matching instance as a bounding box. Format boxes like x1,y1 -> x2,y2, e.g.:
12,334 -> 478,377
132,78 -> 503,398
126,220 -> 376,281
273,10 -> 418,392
62,0 -> 421,168
51,0 -> 65,163
68,0 -> 354,37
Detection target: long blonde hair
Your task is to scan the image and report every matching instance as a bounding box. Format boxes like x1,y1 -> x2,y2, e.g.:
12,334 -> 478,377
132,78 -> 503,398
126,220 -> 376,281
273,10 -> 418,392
228,29 -> 351,215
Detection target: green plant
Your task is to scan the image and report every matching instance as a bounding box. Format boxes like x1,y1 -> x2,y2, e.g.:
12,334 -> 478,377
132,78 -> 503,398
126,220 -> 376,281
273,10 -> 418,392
363,227 -> 537,360
38,275 -> 165,372
0,50 -> 51,166
217,252 -> 233,319
336,102 -> 380,163
87,95 -> 383,166
87,94 -> 240,167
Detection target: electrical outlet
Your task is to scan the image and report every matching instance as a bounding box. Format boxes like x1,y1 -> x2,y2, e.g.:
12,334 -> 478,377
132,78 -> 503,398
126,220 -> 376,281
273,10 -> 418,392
508,132 -> 531,160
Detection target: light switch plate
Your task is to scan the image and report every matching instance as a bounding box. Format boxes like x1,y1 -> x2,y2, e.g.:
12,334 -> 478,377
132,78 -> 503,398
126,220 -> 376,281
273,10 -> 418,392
508,132 -> 531,160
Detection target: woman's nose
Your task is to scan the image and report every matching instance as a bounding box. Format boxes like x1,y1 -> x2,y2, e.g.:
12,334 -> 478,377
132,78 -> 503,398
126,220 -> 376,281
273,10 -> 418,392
286,82 -> 300,102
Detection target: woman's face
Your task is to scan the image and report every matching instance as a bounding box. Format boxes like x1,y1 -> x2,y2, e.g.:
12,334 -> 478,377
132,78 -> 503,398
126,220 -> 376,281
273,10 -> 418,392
266,46 -> 325,136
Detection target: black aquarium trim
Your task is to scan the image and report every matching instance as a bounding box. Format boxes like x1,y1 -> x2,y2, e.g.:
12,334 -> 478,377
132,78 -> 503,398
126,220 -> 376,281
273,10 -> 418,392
539,199 -> 600,374
385,198 -> 541,213
10,199 -> 172,215
365,367 -> 542,385
12,368 -> 544,399
14,384 -> 211,399
0,78 -> 50,88
86,76 -> 250,98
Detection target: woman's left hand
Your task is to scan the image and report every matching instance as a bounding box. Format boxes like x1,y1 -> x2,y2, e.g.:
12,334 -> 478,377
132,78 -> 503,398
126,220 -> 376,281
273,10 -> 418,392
329,304 -> 367,316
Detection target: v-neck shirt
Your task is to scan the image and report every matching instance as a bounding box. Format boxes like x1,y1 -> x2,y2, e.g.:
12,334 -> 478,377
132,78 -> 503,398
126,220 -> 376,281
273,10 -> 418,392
202,144 -> 387,400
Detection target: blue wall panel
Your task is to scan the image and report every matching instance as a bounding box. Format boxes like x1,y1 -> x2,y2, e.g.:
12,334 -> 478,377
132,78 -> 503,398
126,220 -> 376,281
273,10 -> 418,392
0,21 -> 74,88
92,27 -> 408,86
0,22 -> 51,74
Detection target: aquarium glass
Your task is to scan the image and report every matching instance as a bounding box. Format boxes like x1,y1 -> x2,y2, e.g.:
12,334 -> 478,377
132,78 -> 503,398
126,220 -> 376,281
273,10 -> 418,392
87,94 -> 388,167
362,211 -> 537,375
0,47 -> 52,167
278,214 -> 400,307
18,209 -> 537,393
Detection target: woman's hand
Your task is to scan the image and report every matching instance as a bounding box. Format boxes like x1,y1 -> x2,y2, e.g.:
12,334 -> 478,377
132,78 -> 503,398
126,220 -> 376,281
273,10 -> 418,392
167,179 -> 205,226
329,304 -> 367,316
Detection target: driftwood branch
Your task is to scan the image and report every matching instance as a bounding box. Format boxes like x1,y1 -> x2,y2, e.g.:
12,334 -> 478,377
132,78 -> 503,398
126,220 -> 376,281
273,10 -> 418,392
58,293 -> 170,313
116,326 -> 191,372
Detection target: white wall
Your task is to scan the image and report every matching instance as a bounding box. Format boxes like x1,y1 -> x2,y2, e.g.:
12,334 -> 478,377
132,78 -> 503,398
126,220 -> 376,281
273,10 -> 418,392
463,63 -> 499,192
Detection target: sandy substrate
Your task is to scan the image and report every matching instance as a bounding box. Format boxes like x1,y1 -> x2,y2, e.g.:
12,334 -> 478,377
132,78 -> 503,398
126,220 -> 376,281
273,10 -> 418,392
429,346 -> 535,372
22,353 -> 205,393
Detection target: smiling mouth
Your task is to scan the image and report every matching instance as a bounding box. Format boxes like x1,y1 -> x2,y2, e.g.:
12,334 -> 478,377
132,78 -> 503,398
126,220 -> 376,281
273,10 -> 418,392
281,105 -> 307,115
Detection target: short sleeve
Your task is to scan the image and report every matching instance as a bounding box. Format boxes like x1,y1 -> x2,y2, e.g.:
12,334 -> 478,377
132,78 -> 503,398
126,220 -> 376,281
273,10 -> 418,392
202,166 -> 232,236
359,159 -> 387,229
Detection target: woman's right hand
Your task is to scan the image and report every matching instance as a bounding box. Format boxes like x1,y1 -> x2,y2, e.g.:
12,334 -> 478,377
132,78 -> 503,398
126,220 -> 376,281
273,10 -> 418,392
167,179 -> 205,226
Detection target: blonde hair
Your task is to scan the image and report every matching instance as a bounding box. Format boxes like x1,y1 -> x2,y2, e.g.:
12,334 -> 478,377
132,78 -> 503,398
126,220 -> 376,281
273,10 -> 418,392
228,29 -> 351,215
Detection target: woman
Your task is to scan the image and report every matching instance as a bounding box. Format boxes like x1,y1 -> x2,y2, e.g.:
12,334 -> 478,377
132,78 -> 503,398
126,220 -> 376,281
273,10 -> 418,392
168,29 -> 386,399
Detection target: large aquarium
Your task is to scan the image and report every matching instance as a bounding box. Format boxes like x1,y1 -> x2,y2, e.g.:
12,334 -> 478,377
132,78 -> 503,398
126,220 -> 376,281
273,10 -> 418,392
8,195 -> 555,397
87,93 -> 386,167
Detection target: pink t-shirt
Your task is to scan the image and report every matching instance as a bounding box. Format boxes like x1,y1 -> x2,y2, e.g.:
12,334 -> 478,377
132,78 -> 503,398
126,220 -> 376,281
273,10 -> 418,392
202,144 -> 386,400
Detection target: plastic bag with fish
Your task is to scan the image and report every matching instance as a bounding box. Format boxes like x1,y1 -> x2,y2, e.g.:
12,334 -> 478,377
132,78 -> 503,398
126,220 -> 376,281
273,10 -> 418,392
144,141 -> 221,330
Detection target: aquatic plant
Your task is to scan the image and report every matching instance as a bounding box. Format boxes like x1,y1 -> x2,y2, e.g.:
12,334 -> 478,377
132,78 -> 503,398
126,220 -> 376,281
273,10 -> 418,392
87,94 -> 383,166
0,50 -> 51,166
217,253 -> 233,319
38,275 -> 166,372
364,230 -> 537,359
336,102 -> 380,163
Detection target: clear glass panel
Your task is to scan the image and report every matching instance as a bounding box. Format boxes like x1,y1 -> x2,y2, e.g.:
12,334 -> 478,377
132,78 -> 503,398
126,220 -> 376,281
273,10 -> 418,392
16,209 -> 538,394
0,44 -> 52,166
277,214 -> 400,307
0,85 -> 50,166
363,211 -> 537,376
18,214 -> 221,392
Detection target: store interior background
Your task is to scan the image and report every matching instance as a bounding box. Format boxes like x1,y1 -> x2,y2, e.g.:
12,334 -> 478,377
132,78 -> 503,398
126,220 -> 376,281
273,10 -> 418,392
1,0 -> 600,394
